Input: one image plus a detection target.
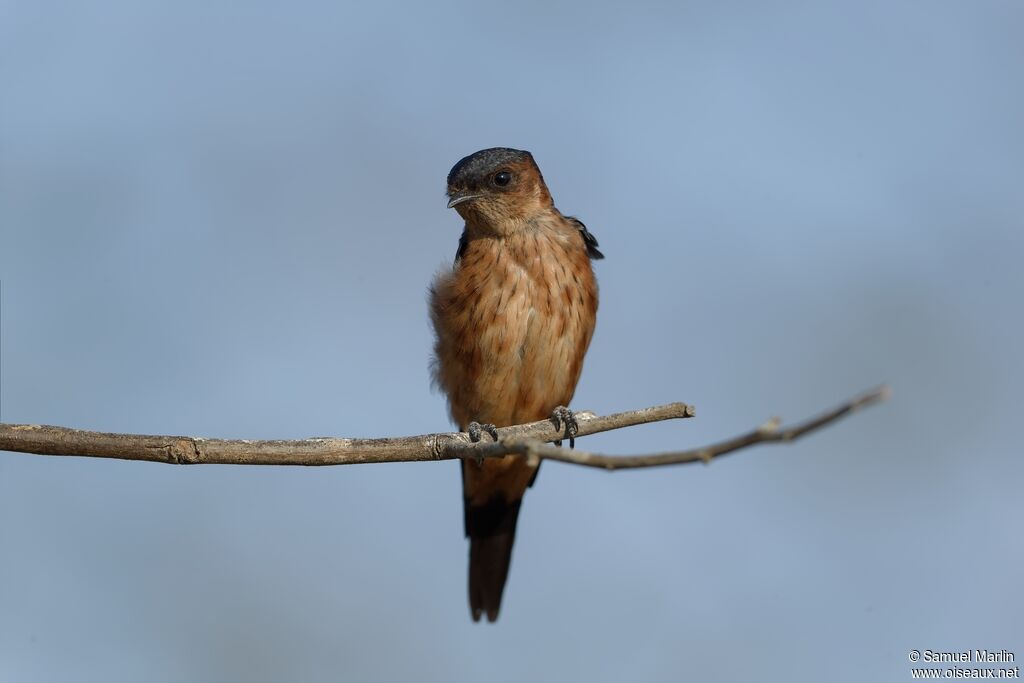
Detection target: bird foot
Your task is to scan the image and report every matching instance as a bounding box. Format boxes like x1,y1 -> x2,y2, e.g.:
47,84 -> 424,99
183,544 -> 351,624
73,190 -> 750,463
467,421 -> 499,442
467,421 -> 499,466
550,406 -> 578,448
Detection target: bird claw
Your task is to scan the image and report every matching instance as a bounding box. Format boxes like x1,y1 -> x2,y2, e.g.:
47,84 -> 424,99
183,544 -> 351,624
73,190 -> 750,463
550,406 -> 578,448
467,421 -> 499,466
468,421 -> 499,442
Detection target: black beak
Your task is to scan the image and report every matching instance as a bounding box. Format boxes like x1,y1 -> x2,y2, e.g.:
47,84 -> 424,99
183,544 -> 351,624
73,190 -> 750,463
446,191 -> 483,209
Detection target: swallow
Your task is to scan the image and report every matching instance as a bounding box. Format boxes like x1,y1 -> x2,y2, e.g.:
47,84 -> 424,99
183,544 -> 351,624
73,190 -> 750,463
430,147 -> 602,621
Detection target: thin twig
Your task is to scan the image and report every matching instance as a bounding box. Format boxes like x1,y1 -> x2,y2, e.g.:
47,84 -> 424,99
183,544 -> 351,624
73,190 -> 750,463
451,385 -> 889,470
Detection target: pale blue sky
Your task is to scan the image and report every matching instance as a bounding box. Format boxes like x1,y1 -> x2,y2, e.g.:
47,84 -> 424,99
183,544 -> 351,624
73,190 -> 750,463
2,2 -> 1022,681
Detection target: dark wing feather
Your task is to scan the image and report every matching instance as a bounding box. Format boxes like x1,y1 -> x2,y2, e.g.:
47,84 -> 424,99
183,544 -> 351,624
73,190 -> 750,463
565,215 -> 604,260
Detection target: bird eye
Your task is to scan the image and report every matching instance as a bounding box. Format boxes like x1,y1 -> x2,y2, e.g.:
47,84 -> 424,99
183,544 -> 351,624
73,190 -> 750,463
493,171 -> 512,187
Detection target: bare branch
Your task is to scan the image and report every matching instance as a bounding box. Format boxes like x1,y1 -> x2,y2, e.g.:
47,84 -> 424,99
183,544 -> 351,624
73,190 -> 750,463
0,402 -> 693,466
0,387 -> 887,469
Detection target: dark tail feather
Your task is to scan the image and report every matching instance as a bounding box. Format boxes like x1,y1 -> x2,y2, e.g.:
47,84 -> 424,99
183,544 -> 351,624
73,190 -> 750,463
465,497 -> 522,622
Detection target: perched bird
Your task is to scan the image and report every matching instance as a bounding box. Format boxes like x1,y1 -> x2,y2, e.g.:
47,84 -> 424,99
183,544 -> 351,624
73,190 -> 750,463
429,148 -> 602,622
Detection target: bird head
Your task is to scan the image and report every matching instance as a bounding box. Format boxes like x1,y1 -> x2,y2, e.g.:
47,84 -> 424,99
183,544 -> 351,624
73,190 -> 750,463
446,147 -> 553,233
